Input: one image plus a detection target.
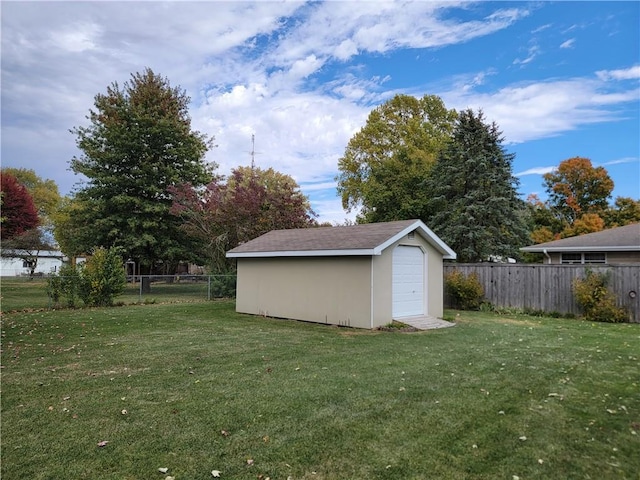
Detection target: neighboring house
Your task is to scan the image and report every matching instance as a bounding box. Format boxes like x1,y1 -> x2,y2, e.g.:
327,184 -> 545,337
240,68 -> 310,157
226,219 -> 456,329
521,223 -> 640,265
0,250 -> 66,276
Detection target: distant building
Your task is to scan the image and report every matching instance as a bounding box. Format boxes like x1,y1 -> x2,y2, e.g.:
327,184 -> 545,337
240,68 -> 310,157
520,223 -> 640,265
0,250 -> 66,276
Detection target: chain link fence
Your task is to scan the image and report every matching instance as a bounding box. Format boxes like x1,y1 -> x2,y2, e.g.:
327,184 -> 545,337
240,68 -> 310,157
1,275 -> 237,312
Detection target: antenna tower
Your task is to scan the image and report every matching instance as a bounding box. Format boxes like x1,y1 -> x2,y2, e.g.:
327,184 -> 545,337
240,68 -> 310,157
249,134 -> 262,169
251,134 -> 256,169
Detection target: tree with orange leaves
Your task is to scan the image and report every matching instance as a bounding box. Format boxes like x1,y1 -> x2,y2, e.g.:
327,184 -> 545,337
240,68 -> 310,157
543,156 -> 613,225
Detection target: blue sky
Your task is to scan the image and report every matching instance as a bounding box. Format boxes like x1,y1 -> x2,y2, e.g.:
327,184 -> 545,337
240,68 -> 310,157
2,1 -> 639,224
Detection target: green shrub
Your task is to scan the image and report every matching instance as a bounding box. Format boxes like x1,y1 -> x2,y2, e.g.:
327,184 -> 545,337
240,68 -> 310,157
572,270 -> 628,323
46,264 -> 83,308
79,247 -> 127,307
210,275 -> 237,298
445,270 -> 485,311
46,247 -> 126,308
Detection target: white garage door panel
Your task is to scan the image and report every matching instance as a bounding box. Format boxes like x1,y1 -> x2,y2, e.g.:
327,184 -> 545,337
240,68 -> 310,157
392,246 -> 424,318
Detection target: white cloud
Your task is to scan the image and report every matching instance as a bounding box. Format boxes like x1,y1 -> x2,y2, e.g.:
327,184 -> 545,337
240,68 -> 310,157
50,22 -> 102,53
1,1 -> 636,223
596,65 -> 640,81
516,166 -> 556,177
440,73 -> 639,144
513,45 -> 540,65
560,38 -> 575,49
600,157 -> 639,167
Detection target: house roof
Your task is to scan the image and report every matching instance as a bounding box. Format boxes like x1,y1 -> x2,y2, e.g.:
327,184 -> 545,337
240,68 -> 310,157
226,219 -> 457,259
0,249 -> 65,258
520,223 -> 640,253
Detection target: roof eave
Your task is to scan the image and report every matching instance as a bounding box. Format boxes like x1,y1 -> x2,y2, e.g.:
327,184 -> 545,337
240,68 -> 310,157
373,220 -> 457,259
227,248 -> 377,258
520,246 -> 640,253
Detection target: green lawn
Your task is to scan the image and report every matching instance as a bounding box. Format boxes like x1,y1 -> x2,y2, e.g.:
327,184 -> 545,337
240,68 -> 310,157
1,277 -> 233,312
1,302 -> 639,479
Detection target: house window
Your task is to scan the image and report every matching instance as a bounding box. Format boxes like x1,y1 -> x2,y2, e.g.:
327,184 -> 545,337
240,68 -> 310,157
584,252 -> 606,264
561,253 -> 582,264
561,253 -> 607,264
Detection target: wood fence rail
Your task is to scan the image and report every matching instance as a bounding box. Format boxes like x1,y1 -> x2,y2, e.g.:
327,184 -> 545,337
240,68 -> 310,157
443,264 -> 639,323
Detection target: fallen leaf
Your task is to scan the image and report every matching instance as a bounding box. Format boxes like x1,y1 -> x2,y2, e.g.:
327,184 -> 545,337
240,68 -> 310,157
247,459 -> 254,466
97,440 -> 109,447
538,459 -> 544,464
166,477 -> 175,480
221,430 -> 229,437
519,436 -> 527,441
121,409 -> 128,415
211,470 -> 221,477
158,467 -> 168,474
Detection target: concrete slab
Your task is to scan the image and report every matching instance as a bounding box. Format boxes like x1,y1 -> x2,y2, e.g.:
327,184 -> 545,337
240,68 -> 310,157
398,315 -> 456,330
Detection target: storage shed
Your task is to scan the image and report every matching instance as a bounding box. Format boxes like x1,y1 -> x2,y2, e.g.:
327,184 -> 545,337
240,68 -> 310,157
226,219 -> 456,329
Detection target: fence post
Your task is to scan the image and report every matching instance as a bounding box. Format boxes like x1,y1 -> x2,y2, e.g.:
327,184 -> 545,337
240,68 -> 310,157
207,275 -> 211,301
139,276 -> 143,303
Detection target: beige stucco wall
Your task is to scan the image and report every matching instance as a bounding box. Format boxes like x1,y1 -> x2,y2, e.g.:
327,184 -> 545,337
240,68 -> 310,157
235,256 -> 373,328
235,232 -> 447,329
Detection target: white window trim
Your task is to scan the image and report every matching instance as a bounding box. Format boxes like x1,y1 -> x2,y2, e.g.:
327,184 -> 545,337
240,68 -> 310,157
561,252 -> 607,265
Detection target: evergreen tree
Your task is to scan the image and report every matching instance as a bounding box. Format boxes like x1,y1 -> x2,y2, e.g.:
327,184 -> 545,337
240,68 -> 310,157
68,68 -> 213,273
426,109 -> 528,263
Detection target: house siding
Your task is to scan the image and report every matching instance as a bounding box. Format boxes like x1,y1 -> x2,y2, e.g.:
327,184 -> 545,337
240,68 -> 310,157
235,256 -> 373,329
231,221 -> 452,329
546,251 -> 640,265
0,255 -> 64,276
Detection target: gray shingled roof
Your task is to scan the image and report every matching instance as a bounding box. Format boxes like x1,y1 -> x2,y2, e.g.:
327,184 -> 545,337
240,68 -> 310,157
521,223 -> 640,252
227,219 -> 456,258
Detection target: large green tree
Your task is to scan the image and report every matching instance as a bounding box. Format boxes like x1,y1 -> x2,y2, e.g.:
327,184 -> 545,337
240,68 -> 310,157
336,94 -> 457,223
426,109 -> 529,263
67,68 -> 213,273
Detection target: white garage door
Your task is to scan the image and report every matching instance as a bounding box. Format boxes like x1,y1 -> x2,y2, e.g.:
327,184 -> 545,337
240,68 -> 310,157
392,246 -> 424,318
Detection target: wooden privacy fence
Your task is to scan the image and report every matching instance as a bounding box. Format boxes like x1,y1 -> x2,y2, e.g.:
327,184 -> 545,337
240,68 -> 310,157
443,264 -> 640,322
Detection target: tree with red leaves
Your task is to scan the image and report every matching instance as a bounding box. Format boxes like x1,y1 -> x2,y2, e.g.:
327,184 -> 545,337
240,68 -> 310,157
171,166 -> 317,272
1,172 -> 39,240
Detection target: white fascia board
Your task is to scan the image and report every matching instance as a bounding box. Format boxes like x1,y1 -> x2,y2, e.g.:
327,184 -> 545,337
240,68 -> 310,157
520,246 -> 640,253
227,249 -> 377,258
374,220 -> 457,259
